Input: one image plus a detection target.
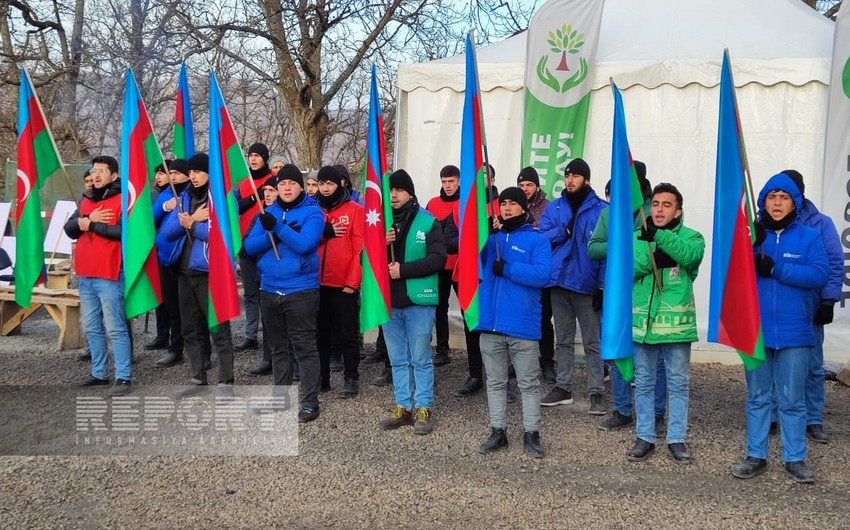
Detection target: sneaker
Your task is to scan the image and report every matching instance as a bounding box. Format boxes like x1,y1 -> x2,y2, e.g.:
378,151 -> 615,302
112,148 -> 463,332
372,369 -> 393,387
174,383 -> 209,399
541,387 -> 573,407
77,351 -> 92,362
108,379 -> 132,396
541,364 -> 556,384
627,438 -> 655,462
298,404 -> 320,423
339,378 -> 359,398
598,411 -> 633,431
235,338 -> 259,351
479,428 -> 508,455
588,393 -> 607,416
453,376 -> 482,397
784,461 -> 815,484
379,405 -> 413,430
144,337 -> 169,350
247,360 -> 272,376
667,442 -> 693,464
413,408 -> 433,435
730,456 -> 768,479
71,375 -> 110,387
522,431 -> 544,458
806,424 -> 830,444
215,384 -> 235,402
363,350 -> 386,364
433,351 -> 451,366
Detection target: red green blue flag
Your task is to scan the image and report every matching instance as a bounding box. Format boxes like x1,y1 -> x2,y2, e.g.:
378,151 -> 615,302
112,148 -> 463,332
708,50 -> 764,370
600,82 -> 640,382
207,71 -> 249,330
174,61 -> 196,159
360,65 -> 392,333
120,68 -> 163,319
14,68 -> 61,308
458,32 -> 489,331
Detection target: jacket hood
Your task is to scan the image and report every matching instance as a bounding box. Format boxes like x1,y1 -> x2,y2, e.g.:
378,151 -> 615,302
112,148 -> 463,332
757,173 -> 803,214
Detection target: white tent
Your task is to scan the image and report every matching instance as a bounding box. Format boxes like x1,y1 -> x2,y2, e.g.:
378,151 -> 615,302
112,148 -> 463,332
394,0 -> 845,362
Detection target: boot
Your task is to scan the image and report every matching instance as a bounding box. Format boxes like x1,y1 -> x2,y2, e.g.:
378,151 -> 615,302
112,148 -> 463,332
479,428 -> 508,454
154,350 -> 183,368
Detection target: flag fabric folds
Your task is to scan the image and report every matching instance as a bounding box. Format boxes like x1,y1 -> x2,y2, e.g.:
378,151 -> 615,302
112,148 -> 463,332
359,65 -> 392,333
14,69 -> 62,308
120,68 -> 163,319
600,82 -> 637,382
174,61 -> 196,160
458,32 -> 489,331
708,50 -> 765,370
207,71 -> 249,330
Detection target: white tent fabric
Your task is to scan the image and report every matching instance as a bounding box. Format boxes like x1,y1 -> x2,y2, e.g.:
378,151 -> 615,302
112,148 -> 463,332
394,0 -> 845,362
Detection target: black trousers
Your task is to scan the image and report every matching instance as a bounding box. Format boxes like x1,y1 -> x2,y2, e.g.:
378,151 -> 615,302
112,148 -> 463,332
260,289 -> 321,407
540,287 -> 554,368
178,274 -> 233,384
155,263 -> 183,351
317,286 -> 361,382
435,269 -> 482,379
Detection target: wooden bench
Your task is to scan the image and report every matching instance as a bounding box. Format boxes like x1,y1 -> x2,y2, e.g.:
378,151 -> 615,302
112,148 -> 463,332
0,286 -> 81,350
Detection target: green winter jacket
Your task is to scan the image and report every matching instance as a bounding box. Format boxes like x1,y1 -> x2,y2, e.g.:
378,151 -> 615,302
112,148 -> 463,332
632,215 -> 705,344
587,199 -> 651,261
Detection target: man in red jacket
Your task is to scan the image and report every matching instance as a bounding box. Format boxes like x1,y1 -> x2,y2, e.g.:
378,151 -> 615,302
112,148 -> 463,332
65,156 -> 132,396
315,166 -> 365,397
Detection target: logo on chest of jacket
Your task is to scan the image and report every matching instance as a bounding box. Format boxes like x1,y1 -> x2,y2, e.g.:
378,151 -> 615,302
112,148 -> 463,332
783,252 -> 801,259
416,230 -> 426,243
338,215 -> 350,225
511,245 -> 527,254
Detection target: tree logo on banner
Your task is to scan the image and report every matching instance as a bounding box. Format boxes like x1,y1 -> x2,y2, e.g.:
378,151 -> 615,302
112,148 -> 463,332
843,56 -> 850,100
537,24 -> 587,94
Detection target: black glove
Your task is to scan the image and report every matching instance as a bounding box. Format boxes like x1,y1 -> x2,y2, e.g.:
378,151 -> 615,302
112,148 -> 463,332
653,249 -> 677,269
638,222 -> 658,242
287,220 -> 302,233
755,255 -> 774,277
752,221 -> 766,247
592,288 -> 603,312
493,260 -> 506,277
259,212 -> 277,231
814,304 -> 834,326
238,194 -> 256,213
323,221 -> 336,239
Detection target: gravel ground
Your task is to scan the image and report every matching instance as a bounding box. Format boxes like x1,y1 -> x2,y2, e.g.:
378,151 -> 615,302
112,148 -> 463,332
1,310 -> 849,529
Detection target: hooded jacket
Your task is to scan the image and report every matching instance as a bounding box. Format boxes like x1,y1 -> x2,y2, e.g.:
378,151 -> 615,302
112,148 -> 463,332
160,188 -> 211,273
755,173 -> 829,349
475,220 -> 552,340
796,196 -> 843,307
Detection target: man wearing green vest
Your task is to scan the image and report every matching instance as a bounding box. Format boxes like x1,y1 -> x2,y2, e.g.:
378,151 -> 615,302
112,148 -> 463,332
379,170 -> 447,435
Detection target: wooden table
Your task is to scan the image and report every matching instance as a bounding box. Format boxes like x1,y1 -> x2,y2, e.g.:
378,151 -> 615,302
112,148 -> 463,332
0,286 -> 81,350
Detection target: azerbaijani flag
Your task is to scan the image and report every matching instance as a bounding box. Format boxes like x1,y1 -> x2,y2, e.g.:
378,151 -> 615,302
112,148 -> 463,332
708,50 -> 764,370
120,69 -> 163,319
458,32 -> 489,331
14,68 -> 61,308
600,82 -> 642,382
207,71 -> 248,329
360,65 -> 392,333
174,61 -> 195,159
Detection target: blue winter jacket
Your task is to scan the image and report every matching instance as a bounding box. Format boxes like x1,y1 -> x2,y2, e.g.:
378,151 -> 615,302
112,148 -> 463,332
756,173 -> 829,349
152,187 -> 174,229
244,193 -> 324,295
797,197 -> 843,306
539,188 -> 606,293
160,190 -> 210,272
474,221 -> 552,341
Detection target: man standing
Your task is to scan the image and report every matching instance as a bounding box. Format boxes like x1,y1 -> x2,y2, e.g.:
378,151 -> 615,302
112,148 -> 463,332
379,170 -> 446,435
246,164 -> 325,423
235,143 -> 274,356
65,156 -> 132,396
516,166 -> 555,383
731,173 -> 828,483
161,153 -> 236,399
539,158 -> 607,415
476,187 -> 551,458
626,183 -> 705,465
315,165 -> 365,397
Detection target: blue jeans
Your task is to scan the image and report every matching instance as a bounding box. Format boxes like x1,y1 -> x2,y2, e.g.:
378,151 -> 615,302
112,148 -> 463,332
382,305 -> 436,410
746,347 -> 809,462
480,333 -> 542,433
770,326 -> 825,427
611,358 -> 667,417
634,342 -> 690,444
80,275 -> 131,381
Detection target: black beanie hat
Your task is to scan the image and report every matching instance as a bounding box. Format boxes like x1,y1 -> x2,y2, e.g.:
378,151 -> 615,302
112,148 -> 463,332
389,169 -> 416,197
333,164 -> 351,187
564,158 -> 591,180
248,143 -> 270,163
782,169 -> 805,196
155,159 -> 173,174
277,163 -> 304,187
187,153 -> 209,173
499,186 -> 528,212
264,175 -> 281,189
318,165 -> 343,186
517,166 -> 540,187
170,158 -> 190,177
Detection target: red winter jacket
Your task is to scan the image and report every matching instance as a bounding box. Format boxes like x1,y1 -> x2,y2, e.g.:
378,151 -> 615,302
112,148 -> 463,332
237,172 -> 274,238
318,199 -> 365,290
68,186 -> 123,280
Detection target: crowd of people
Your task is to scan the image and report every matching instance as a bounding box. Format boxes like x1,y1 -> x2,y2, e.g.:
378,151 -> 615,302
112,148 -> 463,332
62,145 -> 842,483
